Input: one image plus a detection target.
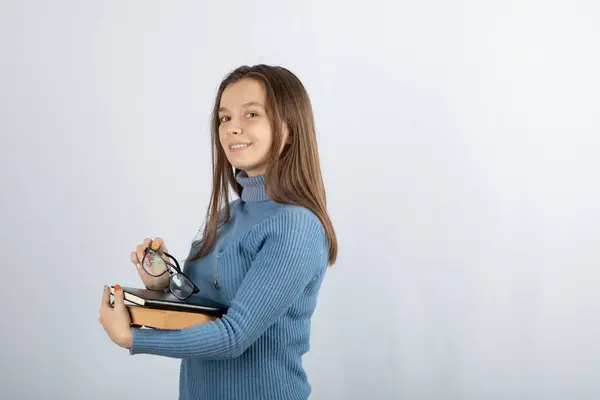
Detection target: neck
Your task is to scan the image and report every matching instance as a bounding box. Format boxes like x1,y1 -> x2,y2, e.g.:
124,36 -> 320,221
235,170 -> 270,203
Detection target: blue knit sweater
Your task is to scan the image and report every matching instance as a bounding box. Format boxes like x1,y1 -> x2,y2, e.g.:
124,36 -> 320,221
130,171 -> 329,400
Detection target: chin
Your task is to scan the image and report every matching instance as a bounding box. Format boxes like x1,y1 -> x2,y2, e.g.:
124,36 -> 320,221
228,158 -> 264,174
232,162 -> 266,177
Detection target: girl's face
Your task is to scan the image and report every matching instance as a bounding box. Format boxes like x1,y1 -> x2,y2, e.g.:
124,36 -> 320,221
218,78 -> 289,177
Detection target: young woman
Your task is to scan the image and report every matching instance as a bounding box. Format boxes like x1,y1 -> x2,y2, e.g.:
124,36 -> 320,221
99,64 -> 338,400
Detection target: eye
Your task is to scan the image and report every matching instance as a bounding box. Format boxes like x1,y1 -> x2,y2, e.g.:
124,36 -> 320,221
220,116 -> 230,123
246,112 -> 258,118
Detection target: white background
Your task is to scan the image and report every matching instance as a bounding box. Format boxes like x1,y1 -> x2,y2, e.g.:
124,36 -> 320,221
1,1 -> 599,399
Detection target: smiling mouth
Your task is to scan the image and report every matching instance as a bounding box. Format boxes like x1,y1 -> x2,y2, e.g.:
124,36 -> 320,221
229,143 -> 252,151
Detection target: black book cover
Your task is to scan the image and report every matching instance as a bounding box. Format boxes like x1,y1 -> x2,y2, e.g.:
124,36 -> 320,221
110,286 -> 227,317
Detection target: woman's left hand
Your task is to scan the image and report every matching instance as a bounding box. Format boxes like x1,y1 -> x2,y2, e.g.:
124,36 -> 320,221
99,284 -> 133,349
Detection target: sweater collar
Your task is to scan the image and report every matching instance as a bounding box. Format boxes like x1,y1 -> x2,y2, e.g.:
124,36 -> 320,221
235,170 -> 270,203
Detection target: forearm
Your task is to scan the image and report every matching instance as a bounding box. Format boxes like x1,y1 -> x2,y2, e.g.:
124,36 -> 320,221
130,316 -> 242,359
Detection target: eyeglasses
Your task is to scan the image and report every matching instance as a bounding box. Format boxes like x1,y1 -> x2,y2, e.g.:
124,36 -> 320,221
141,247 -> 200,300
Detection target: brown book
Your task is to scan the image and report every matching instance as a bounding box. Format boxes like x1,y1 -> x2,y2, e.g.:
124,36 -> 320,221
126,304 -> 217,330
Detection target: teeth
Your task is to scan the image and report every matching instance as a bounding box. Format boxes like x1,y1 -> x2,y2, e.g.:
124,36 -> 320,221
230,143 -> 249,149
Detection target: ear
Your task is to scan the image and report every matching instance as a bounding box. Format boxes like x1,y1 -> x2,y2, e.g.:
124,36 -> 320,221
282,123 -> 292,144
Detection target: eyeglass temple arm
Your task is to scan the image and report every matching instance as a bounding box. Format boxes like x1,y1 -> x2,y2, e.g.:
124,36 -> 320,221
162,251 -> 183,273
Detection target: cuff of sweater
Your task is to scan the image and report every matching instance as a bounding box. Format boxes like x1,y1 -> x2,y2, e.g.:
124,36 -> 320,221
129,327 -> 172,355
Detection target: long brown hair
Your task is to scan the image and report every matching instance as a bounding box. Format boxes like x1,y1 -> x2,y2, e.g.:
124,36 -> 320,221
188,64 -> 337,266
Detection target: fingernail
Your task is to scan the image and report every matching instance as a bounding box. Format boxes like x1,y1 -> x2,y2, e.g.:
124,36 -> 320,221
150,242 -> 159,251
115,284 -> 121,291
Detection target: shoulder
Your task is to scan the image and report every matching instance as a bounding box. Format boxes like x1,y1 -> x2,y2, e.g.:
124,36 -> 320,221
245,206 -> 328,275
248,204 -> 327,251
268,204 -> 325,236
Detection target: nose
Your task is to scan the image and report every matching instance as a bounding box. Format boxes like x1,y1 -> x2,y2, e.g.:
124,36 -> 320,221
226,120 -> 242,136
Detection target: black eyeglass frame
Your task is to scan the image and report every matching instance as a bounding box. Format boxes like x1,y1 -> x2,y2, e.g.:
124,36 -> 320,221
141,247 -> 200,300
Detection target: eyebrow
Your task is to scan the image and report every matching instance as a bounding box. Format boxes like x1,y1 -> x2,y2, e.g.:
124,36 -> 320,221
218,101 -> 265,113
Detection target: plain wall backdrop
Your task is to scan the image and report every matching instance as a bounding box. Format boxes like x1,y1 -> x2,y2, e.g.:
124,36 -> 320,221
1,1 -> 599,399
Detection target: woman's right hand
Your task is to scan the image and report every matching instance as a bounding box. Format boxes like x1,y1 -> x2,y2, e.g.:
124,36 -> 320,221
130,237 -> 170,291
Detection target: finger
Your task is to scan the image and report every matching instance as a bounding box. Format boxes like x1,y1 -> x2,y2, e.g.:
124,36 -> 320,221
113,284 -> 125,306
102,285 -> 110,307
132,252 -> 144,272
136,244 -> 148,265
139,238 -> 152,258
153,237 -> 169,263
153,237 -> 167,252
131,251 -> 139,265
142,237 -> 152,249
133,250 -> 149,276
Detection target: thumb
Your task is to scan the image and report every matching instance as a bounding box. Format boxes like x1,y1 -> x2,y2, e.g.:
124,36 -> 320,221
113,284 -> 125,307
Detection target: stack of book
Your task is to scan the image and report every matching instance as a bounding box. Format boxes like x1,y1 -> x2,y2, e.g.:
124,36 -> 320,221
109,286 -> 227,330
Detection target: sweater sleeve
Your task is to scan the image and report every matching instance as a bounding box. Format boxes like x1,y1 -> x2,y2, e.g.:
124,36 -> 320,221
129,209 -> 327,359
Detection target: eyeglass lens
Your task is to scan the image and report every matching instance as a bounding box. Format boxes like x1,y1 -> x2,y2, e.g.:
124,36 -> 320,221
142,250 -> 167,277
170,274 -> 195,299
